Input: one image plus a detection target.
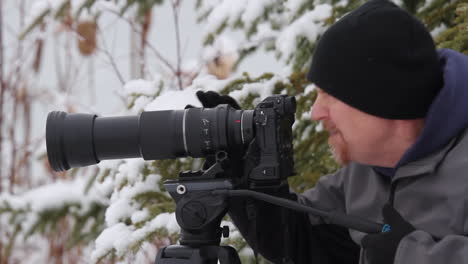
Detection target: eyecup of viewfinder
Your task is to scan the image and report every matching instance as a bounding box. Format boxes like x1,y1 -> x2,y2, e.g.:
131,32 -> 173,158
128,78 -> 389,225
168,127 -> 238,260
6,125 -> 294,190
46,111 -> 99,172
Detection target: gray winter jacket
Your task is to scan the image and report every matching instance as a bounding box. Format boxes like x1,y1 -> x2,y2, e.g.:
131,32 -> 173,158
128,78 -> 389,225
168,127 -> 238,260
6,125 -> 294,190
300,127 -> 468,264
229,49 -> 468,264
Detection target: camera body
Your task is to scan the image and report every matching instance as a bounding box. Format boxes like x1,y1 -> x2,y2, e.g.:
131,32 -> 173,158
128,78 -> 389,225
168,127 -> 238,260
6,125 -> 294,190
247,95 -> 296,188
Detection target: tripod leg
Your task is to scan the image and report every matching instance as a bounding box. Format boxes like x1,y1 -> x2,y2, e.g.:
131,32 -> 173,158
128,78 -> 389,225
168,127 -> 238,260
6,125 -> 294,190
156,245 -> 217,264
218,246 -> 241,264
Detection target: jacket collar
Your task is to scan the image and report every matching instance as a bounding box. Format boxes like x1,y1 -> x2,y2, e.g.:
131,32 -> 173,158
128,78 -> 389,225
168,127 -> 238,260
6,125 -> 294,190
392,129 -> 464,181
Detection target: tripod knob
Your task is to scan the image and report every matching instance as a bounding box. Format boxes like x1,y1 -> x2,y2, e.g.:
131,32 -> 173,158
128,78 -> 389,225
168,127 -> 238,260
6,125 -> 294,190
222,225 -> 230,238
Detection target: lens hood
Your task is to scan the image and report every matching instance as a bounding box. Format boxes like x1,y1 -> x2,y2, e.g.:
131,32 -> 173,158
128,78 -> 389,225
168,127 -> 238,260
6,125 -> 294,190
46,111 -> 70,171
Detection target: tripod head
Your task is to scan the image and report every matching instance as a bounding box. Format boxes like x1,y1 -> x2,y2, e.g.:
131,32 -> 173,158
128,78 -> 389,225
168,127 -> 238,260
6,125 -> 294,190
156,151 -> 241,264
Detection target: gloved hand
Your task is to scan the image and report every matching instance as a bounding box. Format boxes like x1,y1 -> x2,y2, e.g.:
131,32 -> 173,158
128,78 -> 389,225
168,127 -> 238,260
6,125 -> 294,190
361,204 -> 416,264
195,90 -> 241,109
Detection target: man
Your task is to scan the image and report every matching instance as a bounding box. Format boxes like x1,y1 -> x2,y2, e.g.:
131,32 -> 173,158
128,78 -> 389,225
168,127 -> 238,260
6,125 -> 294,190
198,0 -> 468,263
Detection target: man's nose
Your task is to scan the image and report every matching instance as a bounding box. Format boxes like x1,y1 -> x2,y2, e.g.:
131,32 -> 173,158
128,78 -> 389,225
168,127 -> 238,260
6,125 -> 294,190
311,96 -> 328,121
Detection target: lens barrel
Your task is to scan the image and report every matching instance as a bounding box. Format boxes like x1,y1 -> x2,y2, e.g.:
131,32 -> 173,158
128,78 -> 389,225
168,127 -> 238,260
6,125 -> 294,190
46,106 -> 254,172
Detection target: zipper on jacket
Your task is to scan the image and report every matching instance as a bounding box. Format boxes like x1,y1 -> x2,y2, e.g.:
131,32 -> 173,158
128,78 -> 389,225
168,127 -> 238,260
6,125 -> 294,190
387,179 -> 399,206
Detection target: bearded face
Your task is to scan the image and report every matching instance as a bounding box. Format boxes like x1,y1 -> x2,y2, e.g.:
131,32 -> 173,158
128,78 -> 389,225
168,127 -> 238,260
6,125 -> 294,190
323,119 -> 350,165
311,88 -> 404,167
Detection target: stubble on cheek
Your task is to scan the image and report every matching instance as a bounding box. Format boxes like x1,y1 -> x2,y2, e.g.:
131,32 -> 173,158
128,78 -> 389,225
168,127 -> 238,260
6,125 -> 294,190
327,130 -> 350,166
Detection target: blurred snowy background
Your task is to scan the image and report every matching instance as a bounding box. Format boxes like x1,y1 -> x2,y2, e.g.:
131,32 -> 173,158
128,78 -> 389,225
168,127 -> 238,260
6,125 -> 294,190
0,0 -> 465,263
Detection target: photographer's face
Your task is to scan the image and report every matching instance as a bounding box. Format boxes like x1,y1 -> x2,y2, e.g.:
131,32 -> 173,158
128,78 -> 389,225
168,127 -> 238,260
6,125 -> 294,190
311,88 -> 395,166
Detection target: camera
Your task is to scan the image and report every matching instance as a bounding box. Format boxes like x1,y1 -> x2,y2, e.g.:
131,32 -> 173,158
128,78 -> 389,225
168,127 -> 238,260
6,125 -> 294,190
46,94 -> 296,188
46,94 -> 383,264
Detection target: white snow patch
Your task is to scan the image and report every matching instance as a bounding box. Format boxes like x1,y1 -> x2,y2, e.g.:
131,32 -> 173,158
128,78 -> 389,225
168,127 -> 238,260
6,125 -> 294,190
304,84 -> 316,94
315,120 -> 324,132
203,35 -> 239,62
431,24 -> 447,38
203,0 -> 247,35
241,0 -> 276,29
284,0 -> 307,15
228,74 -> 288,102
131,209 -> 150,224
144,86 -> 201,111
122,79 -> 162,97
92,223 -> 134,261
276,4 -> 332,58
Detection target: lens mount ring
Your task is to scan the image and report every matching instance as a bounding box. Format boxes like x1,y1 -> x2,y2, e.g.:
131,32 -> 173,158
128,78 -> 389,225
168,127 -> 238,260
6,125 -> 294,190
182,109 -> 189,155
240,110 -> 254,145
241,112 -> 245,145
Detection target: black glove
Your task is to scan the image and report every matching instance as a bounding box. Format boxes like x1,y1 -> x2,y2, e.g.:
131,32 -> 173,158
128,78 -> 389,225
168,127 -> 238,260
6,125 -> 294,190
195,90 -> 241,109
361,204 -> 416,264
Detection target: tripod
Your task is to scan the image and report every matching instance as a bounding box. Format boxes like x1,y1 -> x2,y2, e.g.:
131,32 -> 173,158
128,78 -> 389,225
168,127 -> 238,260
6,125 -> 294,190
155,152 -> 241,264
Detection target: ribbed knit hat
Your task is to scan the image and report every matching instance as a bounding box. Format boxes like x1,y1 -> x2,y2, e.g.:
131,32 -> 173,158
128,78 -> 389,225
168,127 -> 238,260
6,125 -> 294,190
307,0 -> 443,119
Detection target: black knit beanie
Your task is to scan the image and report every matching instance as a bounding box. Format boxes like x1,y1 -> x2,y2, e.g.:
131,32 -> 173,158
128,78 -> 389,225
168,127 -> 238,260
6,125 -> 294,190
307,0 -> 443,119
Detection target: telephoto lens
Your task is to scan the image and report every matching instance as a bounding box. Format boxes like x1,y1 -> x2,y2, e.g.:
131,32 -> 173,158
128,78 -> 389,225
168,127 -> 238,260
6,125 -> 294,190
46,106 -> 254,172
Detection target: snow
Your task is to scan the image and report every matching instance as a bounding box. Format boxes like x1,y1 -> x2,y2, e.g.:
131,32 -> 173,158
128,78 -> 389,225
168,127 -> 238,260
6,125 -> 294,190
0,169 -> 111,263
203,0 -> 247,35
335,0 -> 350,8
276,4 -> 332,58
0,175 -> 107,214
301,110 -> 312,121
284,0 -> 308,15
181,59 -> 201,75
122,79 -> 162,97
27,1 -> 50,26
91,223 -> 134,261
431,24 -> 447,38
228,74 -> 289,103
199,0 -> 335,70
304,84 -> 316,94
247,23 -> 278,45
92,212 -> 179,263
139,212 -> 180,235
315,121 -> 324,132
239,247 -> 255,257
105,199 -> 138,226
202,35 -> 239,62
240,0 -> 276,29
144,86 -> 201,111
131,208 -> 150,224
90,0 -> 122,14
189,74 -> 234,92
106,172 -> 161,226
392,0 -> 403,7
114,159 -> 146,186
25,180 -> 91,212
301,125 -> 314,140
202,0 -> 277,43
91,161 -> 170,261
121,78 -> 167,113
26,0 -> 125,27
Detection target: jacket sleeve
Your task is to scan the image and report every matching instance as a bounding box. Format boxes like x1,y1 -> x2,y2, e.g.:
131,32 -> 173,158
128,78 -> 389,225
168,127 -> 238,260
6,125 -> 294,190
394,230 -> 468,264
228,168 -> 359,264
